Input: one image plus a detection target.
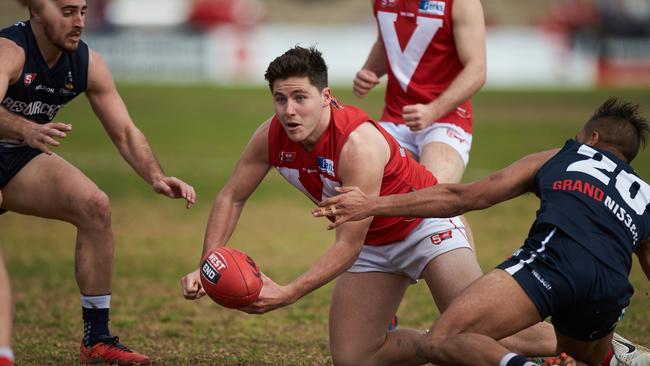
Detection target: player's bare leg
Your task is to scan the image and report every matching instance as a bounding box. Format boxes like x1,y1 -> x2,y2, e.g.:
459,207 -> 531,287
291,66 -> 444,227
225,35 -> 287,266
419,141 -> 465,185
329,271 -> 429,366
2,154 -> 114,295
0,249 -> 15,365
421,248 -> 557,357
0,251 -> 12,347
1,153 -> 149,364
418,141 -> 476,249
420,247 -> 482,312
418,269 -> 555,366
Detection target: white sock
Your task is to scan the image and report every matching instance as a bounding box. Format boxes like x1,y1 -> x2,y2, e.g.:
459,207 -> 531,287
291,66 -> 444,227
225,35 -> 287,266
500,353 -> 517,366
0,347 -> 14,361
499,353 -> 538,366
80,294 -> 111,309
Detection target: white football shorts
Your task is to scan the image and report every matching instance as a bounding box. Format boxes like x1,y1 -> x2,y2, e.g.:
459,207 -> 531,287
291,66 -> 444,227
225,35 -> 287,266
348,217 -> 471,283
379,122 -> 473,165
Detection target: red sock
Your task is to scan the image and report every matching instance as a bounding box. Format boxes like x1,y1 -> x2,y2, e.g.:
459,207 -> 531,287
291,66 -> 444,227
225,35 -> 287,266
600,346 -> 614,366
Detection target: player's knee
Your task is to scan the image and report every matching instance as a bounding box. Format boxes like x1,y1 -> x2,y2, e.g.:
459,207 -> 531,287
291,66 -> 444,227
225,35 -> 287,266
76,190 -> 112,228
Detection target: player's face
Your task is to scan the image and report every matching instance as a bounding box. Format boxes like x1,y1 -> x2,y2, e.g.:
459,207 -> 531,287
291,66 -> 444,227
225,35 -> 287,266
41,0 -> 86,52
272,77 -> 331,148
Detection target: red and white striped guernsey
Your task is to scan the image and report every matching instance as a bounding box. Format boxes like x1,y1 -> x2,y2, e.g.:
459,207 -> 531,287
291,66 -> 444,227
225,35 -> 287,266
268,101 -> 437,246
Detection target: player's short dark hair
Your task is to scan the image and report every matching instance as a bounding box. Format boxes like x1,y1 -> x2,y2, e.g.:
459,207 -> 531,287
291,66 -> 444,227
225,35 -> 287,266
584,97 -> 649,162
264,46 -> 328,91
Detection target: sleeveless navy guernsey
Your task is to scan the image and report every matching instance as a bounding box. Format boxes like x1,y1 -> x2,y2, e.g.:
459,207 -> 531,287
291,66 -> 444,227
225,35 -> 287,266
533,139 -> 650,276
0,21 -> 89,147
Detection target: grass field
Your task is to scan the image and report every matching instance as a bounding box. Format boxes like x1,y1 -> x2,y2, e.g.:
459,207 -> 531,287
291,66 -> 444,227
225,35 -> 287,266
1,86 -> 649,365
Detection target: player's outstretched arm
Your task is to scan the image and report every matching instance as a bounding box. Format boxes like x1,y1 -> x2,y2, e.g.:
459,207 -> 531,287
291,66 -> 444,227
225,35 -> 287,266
402,0 -> 486,130
353,31 -> 386,98
0,39 -> 71,154
636,238 -> 650,282
181,122 -> 272,300
242,123 -> 386,314
315,149 -> 558,229
85,50 -> 195,207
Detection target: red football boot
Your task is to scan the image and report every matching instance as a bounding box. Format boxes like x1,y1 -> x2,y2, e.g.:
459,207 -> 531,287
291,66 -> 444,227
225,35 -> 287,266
80,336 -> 150,365
541,352 -> 577,366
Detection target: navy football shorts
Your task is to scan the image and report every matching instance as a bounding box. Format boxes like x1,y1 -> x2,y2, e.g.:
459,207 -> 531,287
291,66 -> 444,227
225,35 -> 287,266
0,145 -> 42,214
497,224 -> 633,341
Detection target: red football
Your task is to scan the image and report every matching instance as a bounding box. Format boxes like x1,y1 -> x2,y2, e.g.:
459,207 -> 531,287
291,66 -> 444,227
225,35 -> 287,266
199,247 -> 262,309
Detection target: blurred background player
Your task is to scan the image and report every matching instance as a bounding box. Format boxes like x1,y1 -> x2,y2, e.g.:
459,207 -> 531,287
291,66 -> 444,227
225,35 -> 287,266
354,0 -> 486,184
181,46 -> 557,365
354,0 -> 486,290
0,0 -> 196,364
316,98 -> 650,366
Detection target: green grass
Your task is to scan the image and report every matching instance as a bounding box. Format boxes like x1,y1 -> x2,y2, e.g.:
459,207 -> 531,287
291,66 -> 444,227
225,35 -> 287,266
1,86 -> 649,365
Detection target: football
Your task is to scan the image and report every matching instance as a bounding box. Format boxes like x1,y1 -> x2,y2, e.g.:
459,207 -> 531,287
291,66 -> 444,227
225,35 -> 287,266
199,247 -> 263,309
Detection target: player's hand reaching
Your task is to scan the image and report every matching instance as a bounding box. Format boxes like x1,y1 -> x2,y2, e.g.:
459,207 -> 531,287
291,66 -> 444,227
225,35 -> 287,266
181,269 -> 206,300
23,121 -> 72,155
353,69 -> 380,98
403,103 -> 438,131
312,186 -> 375,230
239,273 -> 296,314
153,176 -> 196,209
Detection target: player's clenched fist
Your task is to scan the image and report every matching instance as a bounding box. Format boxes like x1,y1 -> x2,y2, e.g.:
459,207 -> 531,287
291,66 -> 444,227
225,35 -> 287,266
181,269 -> 206,300
353,69 -> 380,98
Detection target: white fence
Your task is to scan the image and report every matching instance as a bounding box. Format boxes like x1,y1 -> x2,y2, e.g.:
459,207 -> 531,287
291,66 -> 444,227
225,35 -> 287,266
85,25 -> 642,88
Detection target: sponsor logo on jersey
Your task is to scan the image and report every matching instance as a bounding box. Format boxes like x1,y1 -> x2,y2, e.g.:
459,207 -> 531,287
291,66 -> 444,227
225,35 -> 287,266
604,196 -> 639,243
280,151 -> 296,162
59,88 -> 76,96
456,106 -> 471,119
65,71 -> 74,90
429,230 -> 452,245
35,84 -> 55,94
419,0 -> 445,15
552,178 -> 640,243
23,73 -> 37,86
552,179 -> 604,202
317,156 -> 335,176
2,96 -> 64,121
381,0 -> 397,7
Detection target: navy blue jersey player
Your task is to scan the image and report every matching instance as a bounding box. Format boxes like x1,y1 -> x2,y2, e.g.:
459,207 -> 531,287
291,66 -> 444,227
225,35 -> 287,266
316,97 -> 650,366
0,1 -> 196,365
